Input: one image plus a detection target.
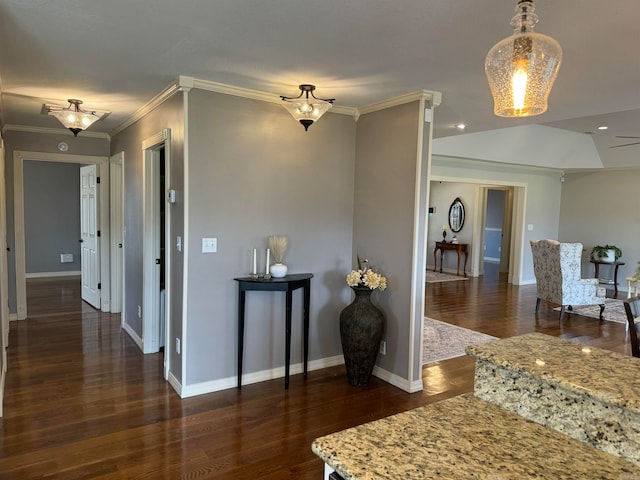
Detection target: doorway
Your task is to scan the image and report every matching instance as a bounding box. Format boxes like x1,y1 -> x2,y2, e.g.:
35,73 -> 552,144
13,151 -> 110,320
141,130 -> 171,374
481,188 -> 514,281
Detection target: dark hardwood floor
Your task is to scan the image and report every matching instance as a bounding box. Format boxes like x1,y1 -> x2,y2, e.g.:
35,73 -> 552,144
0,274 -> 632,479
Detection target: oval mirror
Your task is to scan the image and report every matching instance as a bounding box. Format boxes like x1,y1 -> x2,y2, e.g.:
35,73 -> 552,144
448,197 -> 465,233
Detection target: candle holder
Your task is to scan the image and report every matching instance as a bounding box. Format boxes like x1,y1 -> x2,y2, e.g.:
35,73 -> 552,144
250,273 -> 259,279
262,273 -> 272,280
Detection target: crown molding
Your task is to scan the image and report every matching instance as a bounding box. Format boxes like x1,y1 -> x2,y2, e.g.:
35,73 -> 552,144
186,76 -> 357,118
110,76 -> 441,137
2,124 -> 110,139
357,90 -> 442,117
109,78 -> 186,137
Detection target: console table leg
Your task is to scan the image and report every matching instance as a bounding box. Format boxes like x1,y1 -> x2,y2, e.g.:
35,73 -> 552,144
285,289 -> 293,389
303,282 -> 310,376
237,290 -> 246,389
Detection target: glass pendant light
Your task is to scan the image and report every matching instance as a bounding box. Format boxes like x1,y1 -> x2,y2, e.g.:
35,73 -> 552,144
485,0 -> 562,117
280,85 -> 335,131
46,99 -> 105,136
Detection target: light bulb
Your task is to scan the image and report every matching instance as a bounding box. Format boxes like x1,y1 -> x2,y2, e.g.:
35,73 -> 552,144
511,60 -> 529,113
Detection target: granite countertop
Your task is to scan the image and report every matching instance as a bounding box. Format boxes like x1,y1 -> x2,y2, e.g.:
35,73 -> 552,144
312,394 -> 640,480
466,332 -> 640,414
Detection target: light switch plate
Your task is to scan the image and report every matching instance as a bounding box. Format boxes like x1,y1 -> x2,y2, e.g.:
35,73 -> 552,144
202,237 -> 217,253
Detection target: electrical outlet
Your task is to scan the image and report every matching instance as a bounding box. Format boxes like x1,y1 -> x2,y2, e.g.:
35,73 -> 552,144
176,338 -> 181,355
138,305 -> 142,318
379,340 -> 386,355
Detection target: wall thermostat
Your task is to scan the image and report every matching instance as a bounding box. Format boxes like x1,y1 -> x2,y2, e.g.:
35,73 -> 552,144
57,141 -> 69,152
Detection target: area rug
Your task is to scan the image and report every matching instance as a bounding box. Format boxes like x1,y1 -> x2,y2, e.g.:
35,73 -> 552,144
426,271 -> 469,283
553,298 -> 627,324
423,317 -> 497,365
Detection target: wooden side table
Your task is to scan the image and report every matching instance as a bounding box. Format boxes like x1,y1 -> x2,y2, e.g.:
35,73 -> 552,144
234,273 -> 313,389
434,241 -> 468,277
590,260 -> 625,298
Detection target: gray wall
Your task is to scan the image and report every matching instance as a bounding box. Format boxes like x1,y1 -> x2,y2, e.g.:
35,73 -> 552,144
3,131 -> 109,312
353,100 -> 424,381
559,169 -> 640,289
23,161 -> 80,274
110,93 -> 185,383
184,90 -> 356,386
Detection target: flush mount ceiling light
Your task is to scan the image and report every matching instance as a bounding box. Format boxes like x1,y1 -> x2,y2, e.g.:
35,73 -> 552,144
43,99 -> 109,136
485,0 -> 562,118
280,84 -> 335,131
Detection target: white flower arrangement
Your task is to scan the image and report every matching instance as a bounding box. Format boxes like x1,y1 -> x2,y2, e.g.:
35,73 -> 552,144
346,257 -> 387,291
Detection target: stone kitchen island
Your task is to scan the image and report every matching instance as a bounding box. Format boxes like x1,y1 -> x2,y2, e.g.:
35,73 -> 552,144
312,333 -> 640,479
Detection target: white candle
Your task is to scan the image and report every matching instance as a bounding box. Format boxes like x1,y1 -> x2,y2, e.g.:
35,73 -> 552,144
252,248 -> 257,275
266,248 -> 270,274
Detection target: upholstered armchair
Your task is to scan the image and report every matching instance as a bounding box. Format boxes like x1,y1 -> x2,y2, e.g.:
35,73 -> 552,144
530,239 -> 606,319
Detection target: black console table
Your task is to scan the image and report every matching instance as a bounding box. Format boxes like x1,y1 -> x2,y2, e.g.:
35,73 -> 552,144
234,273 -> 313,389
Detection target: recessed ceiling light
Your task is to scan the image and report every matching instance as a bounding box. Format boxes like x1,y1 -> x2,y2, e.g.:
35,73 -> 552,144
454,123 -> 466,130
597,126 -> 608,130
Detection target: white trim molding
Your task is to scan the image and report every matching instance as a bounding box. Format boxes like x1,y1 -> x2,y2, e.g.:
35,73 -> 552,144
25,271 -> 81,278
178,355 -> 345,398
358,90 -> 442,117
2,124 -> 110,139
185,76 -> 357,118
372,365 -> 423,393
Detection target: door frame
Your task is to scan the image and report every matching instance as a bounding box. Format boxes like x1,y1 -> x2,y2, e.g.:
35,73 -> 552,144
0,140 -> 8,416
141,129 -> 171,362
110,152 -> 124,314
477,187 -> 514,276
473,184 -> 523,284
13,151 -> 110,319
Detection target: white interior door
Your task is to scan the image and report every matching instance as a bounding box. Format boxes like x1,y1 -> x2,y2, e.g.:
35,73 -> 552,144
80,165 -> 101,309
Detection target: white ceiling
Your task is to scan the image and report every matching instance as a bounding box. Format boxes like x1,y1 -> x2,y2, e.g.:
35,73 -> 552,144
1,1 -> 639,167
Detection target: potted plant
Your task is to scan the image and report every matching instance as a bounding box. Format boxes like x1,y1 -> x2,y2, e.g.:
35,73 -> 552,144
590,245 -> 622,263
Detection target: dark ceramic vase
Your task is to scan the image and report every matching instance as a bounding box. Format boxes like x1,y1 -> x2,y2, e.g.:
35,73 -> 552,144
340,286 -> 385,386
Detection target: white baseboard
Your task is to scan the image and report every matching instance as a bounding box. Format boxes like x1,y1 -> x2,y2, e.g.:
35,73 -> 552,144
167,371 -> 183,397
25,271 -> 81,279
0,365 -> 4,417
9,313 -> 18,322
122,321 -> 143,351
179,354 -> 345,398
372,365 -> 423,393
483,257 -> 500,263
